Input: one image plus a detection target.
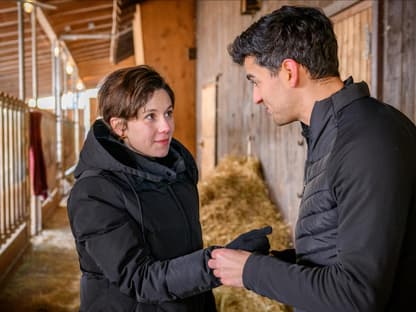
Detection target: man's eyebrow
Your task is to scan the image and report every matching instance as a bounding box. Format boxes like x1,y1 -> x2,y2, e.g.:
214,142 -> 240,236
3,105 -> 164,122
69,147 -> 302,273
246,74 -> 255,81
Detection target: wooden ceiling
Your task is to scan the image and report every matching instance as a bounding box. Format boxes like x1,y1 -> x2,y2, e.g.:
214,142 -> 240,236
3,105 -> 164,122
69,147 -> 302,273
0,0 -> 139,100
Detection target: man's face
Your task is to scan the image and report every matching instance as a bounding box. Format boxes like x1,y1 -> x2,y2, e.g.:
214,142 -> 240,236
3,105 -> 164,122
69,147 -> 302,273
243,56 -> 296,126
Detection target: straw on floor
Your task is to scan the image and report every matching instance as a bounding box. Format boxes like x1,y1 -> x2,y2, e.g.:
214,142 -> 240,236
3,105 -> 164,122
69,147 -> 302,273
199,155 -> 293,312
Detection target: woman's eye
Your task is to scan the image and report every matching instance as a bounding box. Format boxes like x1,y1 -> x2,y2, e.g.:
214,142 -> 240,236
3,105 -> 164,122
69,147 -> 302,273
145,114 -> 154,120
165,110 -> 173,118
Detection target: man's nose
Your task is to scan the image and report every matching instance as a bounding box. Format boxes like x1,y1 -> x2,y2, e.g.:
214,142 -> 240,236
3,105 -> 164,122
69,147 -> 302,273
253,87 -> 263,105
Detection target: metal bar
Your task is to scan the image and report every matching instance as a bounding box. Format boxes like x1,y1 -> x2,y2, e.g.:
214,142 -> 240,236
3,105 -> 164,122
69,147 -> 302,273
5,101 -> 11,234
16,0 -> 57,11
17,1 -> 25,101
72,74 -> 80,158
60,27 -> 132,41
109,0 -> 119,64
0,95 -> 5,243
24,105 -> 30,219
19,108 -> 24,222
16,106 -> 22,222
60,33 -> 112,40
53,40 -> 63,194
32,7 -> 38,104
11,102 -> 17,228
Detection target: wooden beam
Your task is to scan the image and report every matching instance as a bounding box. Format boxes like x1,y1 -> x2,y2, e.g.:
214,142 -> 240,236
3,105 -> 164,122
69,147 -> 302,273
51,12 -> 113,30
133,3 -> 144,65
371,0 -> 383,99
324,0 -> 361,17
51,3 -> 112,18
36,6 -> 56,41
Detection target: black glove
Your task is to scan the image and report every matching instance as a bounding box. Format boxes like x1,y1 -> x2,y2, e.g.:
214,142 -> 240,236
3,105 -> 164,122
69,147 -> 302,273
226,226 -> 272,255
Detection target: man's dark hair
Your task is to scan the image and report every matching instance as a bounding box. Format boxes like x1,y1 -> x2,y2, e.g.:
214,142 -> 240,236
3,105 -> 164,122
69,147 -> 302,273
98,65 -> 175,124
228,6 -> 340,79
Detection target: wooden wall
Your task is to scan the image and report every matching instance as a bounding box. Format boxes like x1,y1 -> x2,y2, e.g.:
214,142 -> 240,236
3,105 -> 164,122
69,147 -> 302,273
197,0 -> 416,232
382,0 -> 416,122
196,0 -> 334,229
139,0 -> 196,156
332,1 -> 372,88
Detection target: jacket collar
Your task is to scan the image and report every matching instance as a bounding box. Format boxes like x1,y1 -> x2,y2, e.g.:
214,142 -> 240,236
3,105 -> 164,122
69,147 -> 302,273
302,77 -> 370,147
74,119 -> 185,182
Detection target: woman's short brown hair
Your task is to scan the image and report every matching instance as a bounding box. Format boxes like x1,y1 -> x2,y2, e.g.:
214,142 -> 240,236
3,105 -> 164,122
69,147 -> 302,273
97,65 -> 175,123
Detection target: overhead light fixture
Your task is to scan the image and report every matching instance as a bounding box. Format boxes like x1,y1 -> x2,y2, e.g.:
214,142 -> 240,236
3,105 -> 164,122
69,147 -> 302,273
65,62 -> 74,75
54,46 -> 60,57
23,2 -> 34,13
76,80 -> 85,91
28,98 -> 36,107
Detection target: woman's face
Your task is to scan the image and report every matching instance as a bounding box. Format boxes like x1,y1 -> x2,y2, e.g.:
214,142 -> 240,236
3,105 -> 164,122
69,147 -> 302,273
116,89 -> 175,158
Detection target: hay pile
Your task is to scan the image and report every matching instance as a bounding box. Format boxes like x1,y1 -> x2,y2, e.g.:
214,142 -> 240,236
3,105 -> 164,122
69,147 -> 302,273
198,155 -> 293,312
0,204 -> 80,312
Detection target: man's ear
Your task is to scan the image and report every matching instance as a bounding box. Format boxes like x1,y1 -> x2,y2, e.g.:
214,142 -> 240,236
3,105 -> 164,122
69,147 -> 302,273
281,58 -> 299,87
109,117 -> 126,137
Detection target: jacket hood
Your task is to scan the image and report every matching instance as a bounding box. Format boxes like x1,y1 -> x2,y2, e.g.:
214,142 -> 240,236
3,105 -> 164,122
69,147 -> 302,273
74,119 -> 187,183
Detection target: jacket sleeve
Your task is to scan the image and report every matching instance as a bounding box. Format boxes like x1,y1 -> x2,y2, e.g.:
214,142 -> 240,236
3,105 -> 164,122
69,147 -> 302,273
243,121 -> 414,312
67,175 -> 219,304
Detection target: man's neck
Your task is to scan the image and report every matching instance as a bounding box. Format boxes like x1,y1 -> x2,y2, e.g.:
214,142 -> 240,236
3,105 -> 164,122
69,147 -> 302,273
300,76 -> 344,125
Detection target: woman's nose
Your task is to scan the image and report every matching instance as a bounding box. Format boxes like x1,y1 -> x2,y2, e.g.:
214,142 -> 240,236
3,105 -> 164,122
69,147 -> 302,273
159,117 -> 172,133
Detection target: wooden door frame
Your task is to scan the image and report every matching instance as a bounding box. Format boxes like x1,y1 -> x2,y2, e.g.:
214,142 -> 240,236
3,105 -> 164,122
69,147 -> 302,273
324,0 -> 383,99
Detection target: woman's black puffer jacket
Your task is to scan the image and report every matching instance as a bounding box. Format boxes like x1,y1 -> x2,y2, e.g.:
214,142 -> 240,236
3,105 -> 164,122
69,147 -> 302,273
67,119 -> 218,312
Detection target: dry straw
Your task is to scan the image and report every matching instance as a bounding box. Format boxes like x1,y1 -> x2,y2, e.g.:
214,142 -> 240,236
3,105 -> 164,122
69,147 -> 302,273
199,155 -> 293,312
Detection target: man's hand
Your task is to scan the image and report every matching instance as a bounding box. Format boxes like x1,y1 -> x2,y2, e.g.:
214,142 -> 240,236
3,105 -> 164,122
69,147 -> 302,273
208,248 -> 251,287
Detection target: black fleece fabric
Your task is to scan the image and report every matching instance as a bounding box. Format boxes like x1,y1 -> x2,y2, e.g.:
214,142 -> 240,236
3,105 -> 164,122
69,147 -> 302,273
242,78 -> 416,312
67,119 -> 218,312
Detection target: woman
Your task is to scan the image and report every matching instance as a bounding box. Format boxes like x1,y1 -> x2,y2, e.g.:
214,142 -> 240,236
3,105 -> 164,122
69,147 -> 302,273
67,65 -> 270,312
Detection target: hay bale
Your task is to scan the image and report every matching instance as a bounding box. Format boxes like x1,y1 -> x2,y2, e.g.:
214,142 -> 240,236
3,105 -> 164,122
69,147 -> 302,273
199,155 -> 293,312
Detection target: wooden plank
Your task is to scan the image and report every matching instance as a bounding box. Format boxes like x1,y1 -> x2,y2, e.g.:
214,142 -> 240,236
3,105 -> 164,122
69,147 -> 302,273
352,11 -> 360,81
332,2 -> 372,86
323,0 -> 360,17
51,2 -> 112,18
0,223 -> 29,284
199,81 -> 217,179
141,0 -> 196,155
50,12 -> 113,31
133,4 -> 144,65
401,0 -> 416,120
382,0 -> 403,110
330,0 -> 373,21
371,0 -> 382,98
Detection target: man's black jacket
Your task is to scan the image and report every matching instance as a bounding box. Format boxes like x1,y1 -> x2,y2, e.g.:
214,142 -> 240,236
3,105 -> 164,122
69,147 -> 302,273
243,78 -> 416,312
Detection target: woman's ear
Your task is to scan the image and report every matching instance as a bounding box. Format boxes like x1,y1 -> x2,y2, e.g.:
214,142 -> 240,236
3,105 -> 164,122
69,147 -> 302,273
109,117 -> 126,137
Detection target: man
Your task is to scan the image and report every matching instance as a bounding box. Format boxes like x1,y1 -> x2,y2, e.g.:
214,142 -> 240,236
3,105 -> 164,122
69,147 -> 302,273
208,5 -> 416,312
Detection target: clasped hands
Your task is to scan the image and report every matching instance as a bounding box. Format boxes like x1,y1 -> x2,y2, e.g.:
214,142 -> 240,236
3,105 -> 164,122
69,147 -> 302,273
208,226 -> 272,288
